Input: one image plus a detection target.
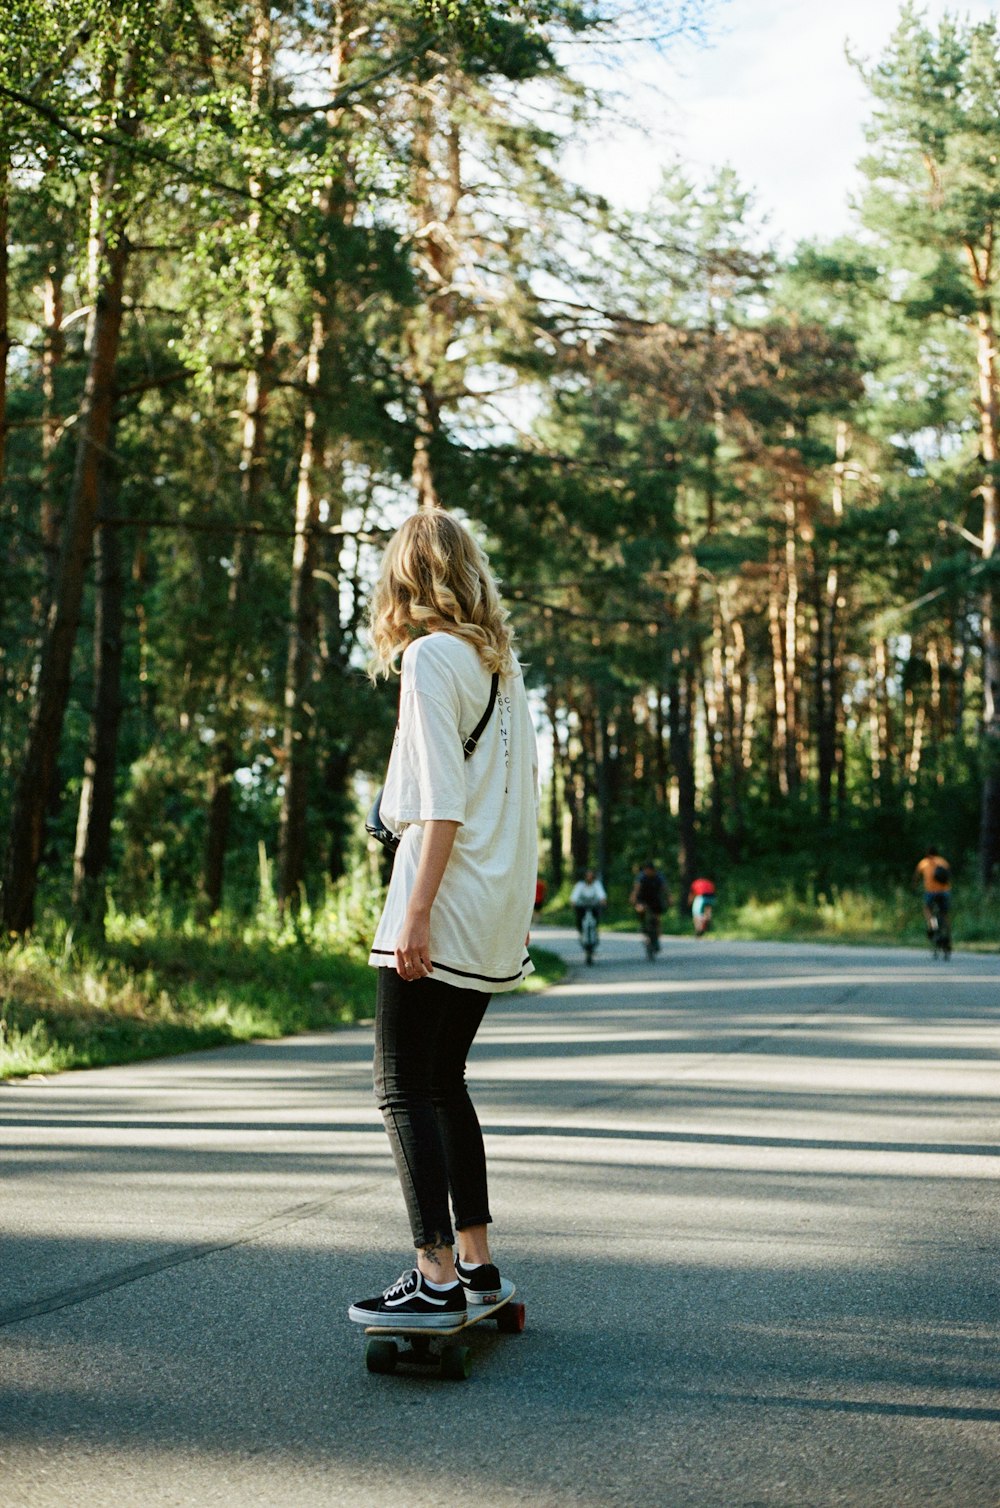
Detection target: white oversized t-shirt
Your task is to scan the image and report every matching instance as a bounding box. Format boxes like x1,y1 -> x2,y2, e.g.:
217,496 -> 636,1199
368,632 -> 538,993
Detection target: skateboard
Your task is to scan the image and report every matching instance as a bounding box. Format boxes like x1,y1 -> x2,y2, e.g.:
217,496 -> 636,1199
361,1277 -> 525,1380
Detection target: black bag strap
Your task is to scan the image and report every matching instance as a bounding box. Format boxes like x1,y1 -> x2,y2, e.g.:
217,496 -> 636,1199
463,672 -> 500,758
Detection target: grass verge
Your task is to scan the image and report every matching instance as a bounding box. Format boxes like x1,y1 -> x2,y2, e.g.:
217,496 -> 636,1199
0,926 -> 567,1081
520,945 -> 566,991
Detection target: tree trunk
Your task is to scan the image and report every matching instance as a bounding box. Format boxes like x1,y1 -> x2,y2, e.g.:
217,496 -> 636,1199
408,85 -> 461,510
1,129 -> 132,932
201,5 -> 273,916
568,704 -> 590,874
277,315 -> 324,911
703,608 -> 726,844
927,637 -> 942,740
668,653 -> 697,896
973,304 -> 1000,883
652,686 -> 668,811
868,637 -> 891,802
202,742 -> 237,917
594,690 -> 610,881
72,436 -> 125,936
40,262 -> 66,602
817,421 -> 847,826
768,560 -> 789,799
906,699 -> 926,791
0,142 -> 9,496
724,602 -> 747,860
277,14 -> 357,909
546,693 -> 564,890
413,384 -> 442,510
200,339 -> 272,916
783,484 -> 801,794
320,744 -> 351,884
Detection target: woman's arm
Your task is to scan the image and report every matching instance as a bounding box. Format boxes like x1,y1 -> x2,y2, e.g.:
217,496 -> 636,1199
394,819 -> 460,980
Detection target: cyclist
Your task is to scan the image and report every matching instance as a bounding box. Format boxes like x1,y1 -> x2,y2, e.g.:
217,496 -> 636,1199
913,846 -> 952,948
630,862 -> 669,956
570,869 -> 607,938
688,876 -> 716,937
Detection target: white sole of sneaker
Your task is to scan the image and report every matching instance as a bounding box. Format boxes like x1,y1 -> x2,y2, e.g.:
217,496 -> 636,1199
347,1304 -> 466,1330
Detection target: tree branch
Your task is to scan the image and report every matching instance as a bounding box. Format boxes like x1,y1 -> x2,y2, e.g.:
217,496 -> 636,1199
280,34 -> 441,117
0,84 -> 290,223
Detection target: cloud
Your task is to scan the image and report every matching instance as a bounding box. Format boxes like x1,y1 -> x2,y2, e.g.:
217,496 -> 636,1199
564,0 -> 1000,249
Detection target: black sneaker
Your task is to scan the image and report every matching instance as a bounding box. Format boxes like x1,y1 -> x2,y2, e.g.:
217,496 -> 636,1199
455,1257 -> 503,1305
348,1268 -> 467,1329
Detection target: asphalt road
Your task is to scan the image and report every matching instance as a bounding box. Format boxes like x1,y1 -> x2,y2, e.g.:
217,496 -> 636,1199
2,928 -> 999,1507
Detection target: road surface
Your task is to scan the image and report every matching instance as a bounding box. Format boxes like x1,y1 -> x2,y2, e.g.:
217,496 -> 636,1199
2,929 -> 998,1506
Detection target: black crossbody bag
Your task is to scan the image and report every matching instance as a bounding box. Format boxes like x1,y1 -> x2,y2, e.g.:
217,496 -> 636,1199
365,672 -> 500,853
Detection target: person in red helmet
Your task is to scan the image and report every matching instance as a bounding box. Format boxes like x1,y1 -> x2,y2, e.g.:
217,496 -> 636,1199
688,876 -> 716,937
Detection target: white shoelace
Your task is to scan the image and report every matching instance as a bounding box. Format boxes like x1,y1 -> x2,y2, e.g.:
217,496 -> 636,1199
383,1270 -> 418,1301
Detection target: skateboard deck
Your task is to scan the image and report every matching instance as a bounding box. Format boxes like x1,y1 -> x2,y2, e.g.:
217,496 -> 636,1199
361,1278 -> 524,1379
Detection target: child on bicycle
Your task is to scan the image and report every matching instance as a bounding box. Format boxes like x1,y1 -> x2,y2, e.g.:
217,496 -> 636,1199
688,876 -> 716,936
570,869 -> 607,934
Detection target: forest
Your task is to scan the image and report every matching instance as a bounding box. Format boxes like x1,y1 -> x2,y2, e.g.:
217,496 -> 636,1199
2,0 -> 1000,976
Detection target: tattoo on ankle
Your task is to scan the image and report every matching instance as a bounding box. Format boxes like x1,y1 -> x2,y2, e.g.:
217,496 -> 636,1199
420,1240 -> 450,1271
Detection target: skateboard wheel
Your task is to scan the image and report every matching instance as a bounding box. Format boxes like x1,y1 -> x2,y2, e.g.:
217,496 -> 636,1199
439,1344 -> 472,1381
496,1301 -> 526,1334
365,1339 -> 399,1375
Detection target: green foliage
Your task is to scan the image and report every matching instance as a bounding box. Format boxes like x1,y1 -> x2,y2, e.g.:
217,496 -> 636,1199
718,882 -> 999,949
2,0 -> 999,1066
0,873 -> 373,1079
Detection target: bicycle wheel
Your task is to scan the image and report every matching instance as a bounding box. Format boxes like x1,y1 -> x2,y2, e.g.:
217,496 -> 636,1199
928,899 -> 950,958
934,901 -> 952,958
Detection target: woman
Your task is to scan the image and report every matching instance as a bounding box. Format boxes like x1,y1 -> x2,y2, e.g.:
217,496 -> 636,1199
348,510 -> 538,1330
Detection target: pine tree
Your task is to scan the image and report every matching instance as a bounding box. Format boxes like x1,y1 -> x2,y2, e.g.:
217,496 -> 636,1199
855,5 -> 1000,884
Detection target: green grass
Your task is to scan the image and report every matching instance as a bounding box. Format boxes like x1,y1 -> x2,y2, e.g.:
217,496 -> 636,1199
0,925 -> 373,1080
520,945 -> 566,990
710,884 -> 999,949
0,906 -> 568,1081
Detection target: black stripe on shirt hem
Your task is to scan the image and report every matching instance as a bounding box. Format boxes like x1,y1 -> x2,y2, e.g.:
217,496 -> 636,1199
369,949 -> 532,985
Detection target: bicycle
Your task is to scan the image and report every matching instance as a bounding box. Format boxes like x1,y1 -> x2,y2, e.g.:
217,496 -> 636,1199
926,893 -> 952,960
580,907 -> 599,966
637,905 -> 660,960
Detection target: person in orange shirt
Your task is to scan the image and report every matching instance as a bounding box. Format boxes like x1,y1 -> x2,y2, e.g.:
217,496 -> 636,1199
913,846 -> 951,932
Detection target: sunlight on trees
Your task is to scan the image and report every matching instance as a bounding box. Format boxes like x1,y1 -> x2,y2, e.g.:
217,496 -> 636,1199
0,1 -> 998,945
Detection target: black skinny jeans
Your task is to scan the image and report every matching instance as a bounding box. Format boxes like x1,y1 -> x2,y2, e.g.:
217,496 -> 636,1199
374,968 -> 493,1249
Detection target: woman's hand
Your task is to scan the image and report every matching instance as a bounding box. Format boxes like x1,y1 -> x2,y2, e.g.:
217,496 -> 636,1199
395,906 -> 433,981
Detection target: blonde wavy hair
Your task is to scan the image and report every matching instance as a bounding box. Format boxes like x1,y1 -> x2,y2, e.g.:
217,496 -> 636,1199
368,510 -> 515,680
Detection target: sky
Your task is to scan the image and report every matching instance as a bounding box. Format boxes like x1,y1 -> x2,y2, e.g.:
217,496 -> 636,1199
564,0 -> 1000,251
